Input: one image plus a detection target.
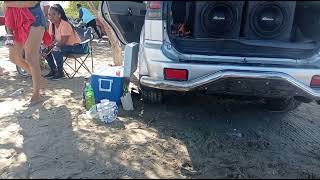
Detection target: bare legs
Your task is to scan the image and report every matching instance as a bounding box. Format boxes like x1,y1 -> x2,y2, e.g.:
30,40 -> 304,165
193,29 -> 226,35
8,26 -> 45,105
9,44 -> 32,75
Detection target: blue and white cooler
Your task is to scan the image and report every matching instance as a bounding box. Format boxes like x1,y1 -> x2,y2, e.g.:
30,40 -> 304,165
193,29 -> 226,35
90,66 -> 124,104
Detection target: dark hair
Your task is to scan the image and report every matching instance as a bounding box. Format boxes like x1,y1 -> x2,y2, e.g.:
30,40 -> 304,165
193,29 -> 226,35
50,4 -> 75,35
77,4 -> 82,8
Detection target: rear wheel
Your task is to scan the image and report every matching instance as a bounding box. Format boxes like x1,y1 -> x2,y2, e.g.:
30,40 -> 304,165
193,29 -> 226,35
16,66 -> 29,77
16,49 -> 48,77
264,97 -> 301,112
141,86 -> 163,104
16,50 -> 30,77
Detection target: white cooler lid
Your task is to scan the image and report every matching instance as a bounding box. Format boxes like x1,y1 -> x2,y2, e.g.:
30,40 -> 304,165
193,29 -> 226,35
93,66 -> 124,77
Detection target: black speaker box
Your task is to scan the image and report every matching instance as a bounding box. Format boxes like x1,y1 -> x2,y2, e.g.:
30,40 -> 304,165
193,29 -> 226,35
193,1 -> 245,39
295,1 -> 320,41
243,1 -> 296,41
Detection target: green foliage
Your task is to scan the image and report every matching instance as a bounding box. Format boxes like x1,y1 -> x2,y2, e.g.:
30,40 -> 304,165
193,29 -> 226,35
0,1 -> 3,15
64,1 -> 99,20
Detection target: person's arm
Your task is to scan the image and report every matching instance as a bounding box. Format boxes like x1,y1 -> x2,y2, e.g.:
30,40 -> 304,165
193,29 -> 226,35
55,36 -> 69,47
43,5 -> 49,19
4,1 -> 39,8
41,1 -> 50,19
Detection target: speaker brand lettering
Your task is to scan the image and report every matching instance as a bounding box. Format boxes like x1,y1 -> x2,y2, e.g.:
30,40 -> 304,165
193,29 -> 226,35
261,17 -> 275,21
213,16 -> 226,20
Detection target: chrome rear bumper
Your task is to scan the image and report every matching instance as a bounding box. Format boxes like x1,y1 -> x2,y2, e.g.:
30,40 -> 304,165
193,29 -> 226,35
140,70 -> 320,100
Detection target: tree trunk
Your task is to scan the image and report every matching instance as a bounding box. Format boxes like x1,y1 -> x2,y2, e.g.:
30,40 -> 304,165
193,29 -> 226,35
87,1 -> 123,66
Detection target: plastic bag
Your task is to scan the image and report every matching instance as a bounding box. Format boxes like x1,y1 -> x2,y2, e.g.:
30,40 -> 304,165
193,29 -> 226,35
86,99 -> 118,124
121,84 -> 134,111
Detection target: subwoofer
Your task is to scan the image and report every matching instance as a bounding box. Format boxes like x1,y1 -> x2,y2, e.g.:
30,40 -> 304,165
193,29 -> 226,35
193,1 -> 245,39
243,1 -> 296,41
295,2 -> 320,41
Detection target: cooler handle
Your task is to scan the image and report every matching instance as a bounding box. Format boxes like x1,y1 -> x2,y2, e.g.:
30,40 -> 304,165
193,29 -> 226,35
98,78 -> 113,92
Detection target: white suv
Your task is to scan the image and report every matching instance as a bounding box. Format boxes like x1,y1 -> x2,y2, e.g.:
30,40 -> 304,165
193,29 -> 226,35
101,1 -> 320,111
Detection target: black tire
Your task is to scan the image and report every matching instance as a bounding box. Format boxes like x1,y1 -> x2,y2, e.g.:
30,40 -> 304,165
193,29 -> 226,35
264,97 -> 301,112
16,49 -> 47,77
141,86 -> 163,104
16,50 -> 29,77
16,65 -> 29,77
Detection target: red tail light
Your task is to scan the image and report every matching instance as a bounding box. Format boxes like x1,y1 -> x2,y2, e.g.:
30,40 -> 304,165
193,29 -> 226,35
148,1 -> 161,9
164,68 -> 188,81
311,75 -> 320,88
146,1 -> 162,19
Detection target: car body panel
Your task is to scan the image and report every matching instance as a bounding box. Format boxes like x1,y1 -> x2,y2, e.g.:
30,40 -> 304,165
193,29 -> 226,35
101,1 -> 320,101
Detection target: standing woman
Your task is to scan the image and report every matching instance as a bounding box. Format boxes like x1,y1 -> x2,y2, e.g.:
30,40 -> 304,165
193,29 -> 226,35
4,1 -> 46,106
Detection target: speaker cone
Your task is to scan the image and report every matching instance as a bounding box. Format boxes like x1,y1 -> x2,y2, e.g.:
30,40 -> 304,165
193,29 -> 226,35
202,3 -> 238,37
250,2 -> 288,39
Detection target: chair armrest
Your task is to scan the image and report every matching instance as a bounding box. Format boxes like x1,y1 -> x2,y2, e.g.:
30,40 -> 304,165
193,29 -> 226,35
80,39 -> 91,44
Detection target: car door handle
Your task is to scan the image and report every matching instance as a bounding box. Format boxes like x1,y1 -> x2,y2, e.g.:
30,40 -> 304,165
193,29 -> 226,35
128,8 -> 133,16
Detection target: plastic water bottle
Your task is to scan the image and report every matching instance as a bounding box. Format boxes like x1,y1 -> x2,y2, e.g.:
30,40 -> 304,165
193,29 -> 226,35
86,104 -> 99,121
9,88 -> 24,96
84,83 -> 96,110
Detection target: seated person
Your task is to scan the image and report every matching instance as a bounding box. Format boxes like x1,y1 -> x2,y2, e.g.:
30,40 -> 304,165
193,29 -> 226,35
44,4 -> 87,80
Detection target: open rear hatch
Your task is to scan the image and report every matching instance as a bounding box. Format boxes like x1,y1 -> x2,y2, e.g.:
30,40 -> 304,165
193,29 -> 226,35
100,1 -> 146,45
167,1 -> 320,60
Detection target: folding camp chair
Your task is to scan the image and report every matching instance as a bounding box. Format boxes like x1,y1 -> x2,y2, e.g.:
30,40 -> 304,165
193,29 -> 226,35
63,27 -> 94,79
